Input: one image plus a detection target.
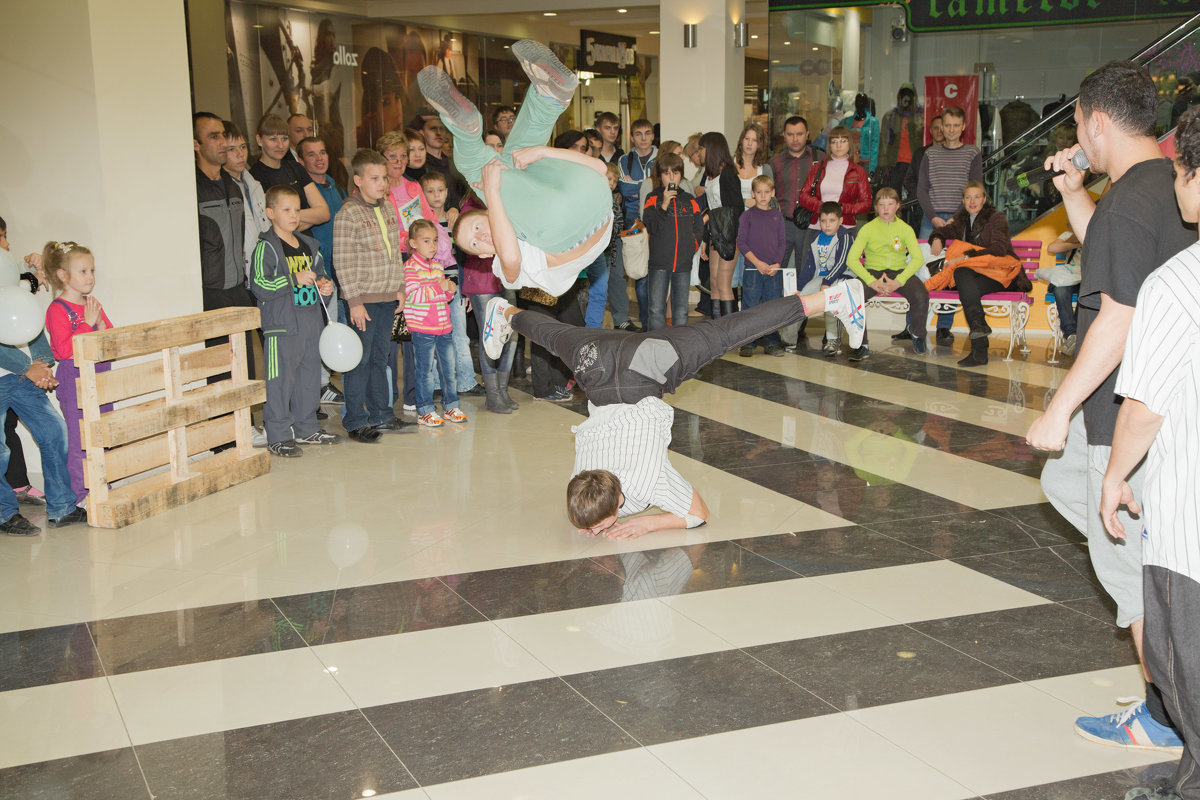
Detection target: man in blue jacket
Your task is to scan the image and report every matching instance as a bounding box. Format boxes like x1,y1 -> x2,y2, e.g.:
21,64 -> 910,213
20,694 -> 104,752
0,332 -> 81,533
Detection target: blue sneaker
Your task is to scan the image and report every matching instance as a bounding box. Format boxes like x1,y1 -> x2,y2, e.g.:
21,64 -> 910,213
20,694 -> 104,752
1074,700 -> 1184,753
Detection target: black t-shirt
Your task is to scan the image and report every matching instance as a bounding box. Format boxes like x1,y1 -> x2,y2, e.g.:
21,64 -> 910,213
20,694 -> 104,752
279,237 -> 320,307
1078,157 -> 1195,445
249,159 -> 314,209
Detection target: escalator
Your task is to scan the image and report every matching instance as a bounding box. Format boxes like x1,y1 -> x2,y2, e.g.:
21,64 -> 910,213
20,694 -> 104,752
982,13 -> 1200,231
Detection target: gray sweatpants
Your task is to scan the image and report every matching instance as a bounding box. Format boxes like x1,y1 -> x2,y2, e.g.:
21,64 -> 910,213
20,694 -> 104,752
1144,565 -> 1200,799
1041,410 -> 1147,627
264,309 -> 323,445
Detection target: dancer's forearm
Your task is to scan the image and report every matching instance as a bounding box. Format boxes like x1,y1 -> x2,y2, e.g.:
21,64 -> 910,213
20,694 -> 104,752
514,145 -> 607,177
483,185 -> 522,281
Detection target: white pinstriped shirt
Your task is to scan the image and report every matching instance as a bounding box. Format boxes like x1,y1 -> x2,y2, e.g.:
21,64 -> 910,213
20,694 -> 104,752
572,397 -> 694,519
1116,240 -> 1200,583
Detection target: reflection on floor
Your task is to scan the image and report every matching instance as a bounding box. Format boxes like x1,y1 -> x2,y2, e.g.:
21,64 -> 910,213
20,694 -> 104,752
0,332 -> 1173,799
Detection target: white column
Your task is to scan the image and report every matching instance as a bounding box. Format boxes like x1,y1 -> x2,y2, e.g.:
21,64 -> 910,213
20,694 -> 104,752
659,0 -> 747,143
841,7 -> 861,97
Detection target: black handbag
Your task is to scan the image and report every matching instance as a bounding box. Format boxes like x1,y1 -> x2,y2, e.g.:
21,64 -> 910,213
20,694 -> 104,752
391,309 -> 411,342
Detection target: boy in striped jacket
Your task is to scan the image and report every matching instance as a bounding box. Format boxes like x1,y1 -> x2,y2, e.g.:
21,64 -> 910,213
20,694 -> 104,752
249,185 -> 340,457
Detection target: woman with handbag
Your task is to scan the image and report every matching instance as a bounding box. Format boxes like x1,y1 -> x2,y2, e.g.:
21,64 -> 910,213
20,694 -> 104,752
926,182 -> 1029,367
698,132 -> 743,318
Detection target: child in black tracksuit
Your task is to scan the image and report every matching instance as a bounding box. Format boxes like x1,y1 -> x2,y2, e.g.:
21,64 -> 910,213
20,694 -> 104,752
642,152 -> 704,331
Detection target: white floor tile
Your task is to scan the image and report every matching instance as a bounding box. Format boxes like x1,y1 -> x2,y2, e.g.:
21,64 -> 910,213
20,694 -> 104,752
494,599 -> 731,675
424,748 -> 705,799
849,681 -> 1169,796
108,648 -> 356,745
661,577 -> 896,648
650,713 -> 975,799
813,560 -> 1051,623
0,678 -> 131,769
312,622 -> 554,708
1027,665 -> 1152,716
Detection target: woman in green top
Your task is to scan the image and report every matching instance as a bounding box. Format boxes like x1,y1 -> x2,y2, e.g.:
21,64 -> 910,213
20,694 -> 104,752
846,187 -> 928,359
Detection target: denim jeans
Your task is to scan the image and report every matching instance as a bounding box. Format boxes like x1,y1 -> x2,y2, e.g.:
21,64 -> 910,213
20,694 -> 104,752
634,276 -> 649,328
469,292 -> 516,374
0,374 -> 74,521
1051,283 -> 1078,336
448,283 -> 477,390
647,269 -> 692,331
607,244 -> 631,326
343,300 -> 398,431
411,331 -> 459,416
585,253 -> 609,328
739,265 -> 784,348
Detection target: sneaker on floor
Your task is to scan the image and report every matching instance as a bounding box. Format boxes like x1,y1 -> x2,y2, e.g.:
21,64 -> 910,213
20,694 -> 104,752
296,429 -> 341,445
251,425 -> 268,448
48,507 -> 87,528
538,386 -> 574,403
1074,700 -> 1184,753
912,336 -> 927,354
444,408 -> 468,423
374,417 -> 417,433
891,329 -> 913,342
615,320 -> 642,333
849,345 -> 869,362
13,485 -> 46,506
402,404 -> 416,413
822,338 -> 841,357
418,412 -> 444,427
461,383 -> 486,397
739,345 -> 755,357
1062,333 -> 1078,357
482,296 -> 515,360
824,280 -> 866,349
267,440 -> 303,458
936,328 -> 954,343
347,426 -> 382,443
765,344 -> 785,357
0,512 -> 39,536
511,39 -> 579,107
320,383 -> 344,404
416,66 -> 482,136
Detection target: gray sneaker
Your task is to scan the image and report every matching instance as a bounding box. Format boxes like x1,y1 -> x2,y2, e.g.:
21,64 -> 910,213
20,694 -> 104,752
267,440 -> 303,458
511,40 -> 579,107
296,430 -> 341,445
0,513 -> 39,536
1062,333 -> 1077,357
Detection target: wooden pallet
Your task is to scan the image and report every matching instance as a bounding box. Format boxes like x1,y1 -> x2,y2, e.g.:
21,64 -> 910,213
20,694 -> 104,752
74,307 -> 269,528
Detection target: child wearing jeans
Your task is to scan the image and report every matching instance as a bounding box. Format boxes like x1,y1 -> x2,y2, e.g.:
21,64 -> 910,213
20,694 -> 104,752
43,240 -> 111,519
736,174 -> 786,356
801,201 -> 857,357
404,219 -> 468,428
642,152 -> 703,331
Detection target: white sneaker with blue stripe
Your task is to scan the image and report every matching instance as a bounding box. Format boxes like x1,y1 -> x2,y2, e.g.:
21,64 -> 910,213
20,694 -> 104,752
483,297 -> 514,361
824,280 -> 866,350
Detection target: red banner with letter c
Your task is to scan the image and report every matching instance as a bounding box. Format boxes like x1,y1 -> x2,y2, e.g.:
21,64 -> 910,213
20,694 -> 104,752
924,75 -> 979,145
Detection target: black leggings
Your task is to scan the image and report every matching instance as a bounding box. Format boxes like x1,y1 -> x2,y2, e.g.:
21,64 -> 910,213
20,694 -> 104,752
5,409 -> 28,488
512,295 -> 809,406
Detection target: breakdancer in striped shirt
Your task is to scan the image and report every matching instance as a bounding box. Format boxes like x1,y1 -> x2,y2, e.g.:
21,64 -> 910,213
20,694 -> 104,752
481,281 -> 866,539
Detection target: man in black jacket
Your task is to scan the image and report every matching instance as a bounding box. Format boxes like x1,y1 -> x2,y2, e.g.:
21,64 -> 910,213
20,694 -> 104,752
194,111 -> 255,377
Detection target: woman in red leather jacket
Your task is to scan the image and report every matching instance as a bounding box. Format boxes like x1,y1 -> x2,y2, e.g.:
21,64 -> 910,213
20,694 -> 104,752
796,127 -> 872,230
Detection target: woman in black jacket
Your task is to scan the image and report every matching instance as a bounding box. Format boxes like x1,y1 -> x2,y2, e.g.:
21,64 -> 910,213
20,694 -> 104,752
698,132 -> 742,318
928,182 -> 1026,366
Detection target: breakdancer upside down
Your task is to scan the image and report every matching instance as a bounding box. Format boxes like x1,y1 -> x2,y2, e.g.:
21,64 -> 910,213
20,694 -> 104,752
482,282 -> 867,540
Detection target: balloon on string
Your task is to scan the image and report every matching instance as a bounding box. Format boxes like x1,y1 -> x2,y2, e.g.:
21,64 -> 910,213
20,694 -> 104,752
319,322 -> 362,372
0,287 -> 44,345
0,249 -> 20,288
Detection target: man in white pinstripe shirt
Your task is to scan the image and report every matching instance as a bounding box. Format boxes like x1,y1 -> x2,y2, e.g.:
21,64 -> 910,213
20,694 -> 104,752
1101,107 -> 1200,800
482,281 -> 866,540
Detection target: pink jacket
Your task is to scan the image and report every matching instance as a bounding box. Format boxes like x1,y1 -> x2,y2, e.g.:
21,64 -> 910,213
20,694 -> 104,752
388,180 -> 454,265
403,252 -> 452,335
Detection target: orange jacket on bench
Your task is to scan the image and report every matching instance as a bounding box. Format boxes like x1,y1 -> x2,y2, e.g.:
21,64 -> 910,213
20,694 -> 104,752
924,238 -> 1022,291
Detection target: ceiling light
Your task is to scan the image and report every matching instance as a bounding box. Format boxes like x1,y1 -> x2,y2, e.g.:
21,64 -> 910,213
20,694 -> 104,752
617,7 -> 627,12
784,41 -> 791,45
812,46 -> 819,50
649,30 -> 660,35
543,11 -> 556,16
751,34 -> 758,39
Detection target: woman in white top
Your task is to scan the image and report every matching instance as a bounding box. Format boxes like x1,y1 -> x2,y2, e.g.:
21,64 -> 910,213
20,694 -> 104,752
734,122 -> 773,207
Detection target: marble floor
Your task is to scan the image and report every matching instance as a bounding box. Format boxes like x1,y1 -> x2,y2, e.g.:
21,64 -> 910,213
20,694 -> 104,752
0,330 -> 1176,799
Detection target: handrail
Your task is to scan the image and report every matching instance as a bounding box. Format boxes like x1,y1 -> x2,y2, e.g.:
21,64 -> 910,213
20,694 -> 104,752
984,13 -> 1200,170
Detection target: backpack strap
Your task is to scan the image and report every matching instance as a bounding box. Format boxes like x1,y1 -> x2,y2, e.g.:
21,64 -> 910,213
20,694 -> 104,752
53,298 -> 82,332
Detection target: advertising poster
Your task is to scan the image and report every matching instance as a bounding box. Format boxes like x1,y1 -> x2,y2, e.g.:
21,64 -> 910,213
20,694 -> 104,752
923,75 -> 980,145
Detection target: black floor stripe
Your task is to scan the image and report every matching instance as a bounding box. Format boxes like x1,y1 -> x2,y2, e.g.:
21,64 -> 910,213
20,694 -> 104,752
697,357 -> 1046,476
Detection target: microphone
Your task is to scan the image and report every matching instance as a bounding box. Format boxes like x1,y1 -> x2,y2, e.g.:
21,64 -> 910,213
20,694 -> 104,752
1006,150 -> 1091,191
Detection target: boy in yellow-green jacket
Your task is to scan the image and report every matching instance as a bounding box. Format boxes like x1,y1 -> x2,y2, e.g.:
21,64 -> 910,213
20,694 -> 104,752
846,187 -> 927,359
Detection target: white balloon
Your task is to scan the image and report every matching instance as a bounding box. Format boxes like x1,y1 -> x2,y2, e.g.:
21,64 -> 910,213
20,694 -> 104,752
0,287 -> 44,346
0,249 -> 20,288
318,322 -> 363,373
